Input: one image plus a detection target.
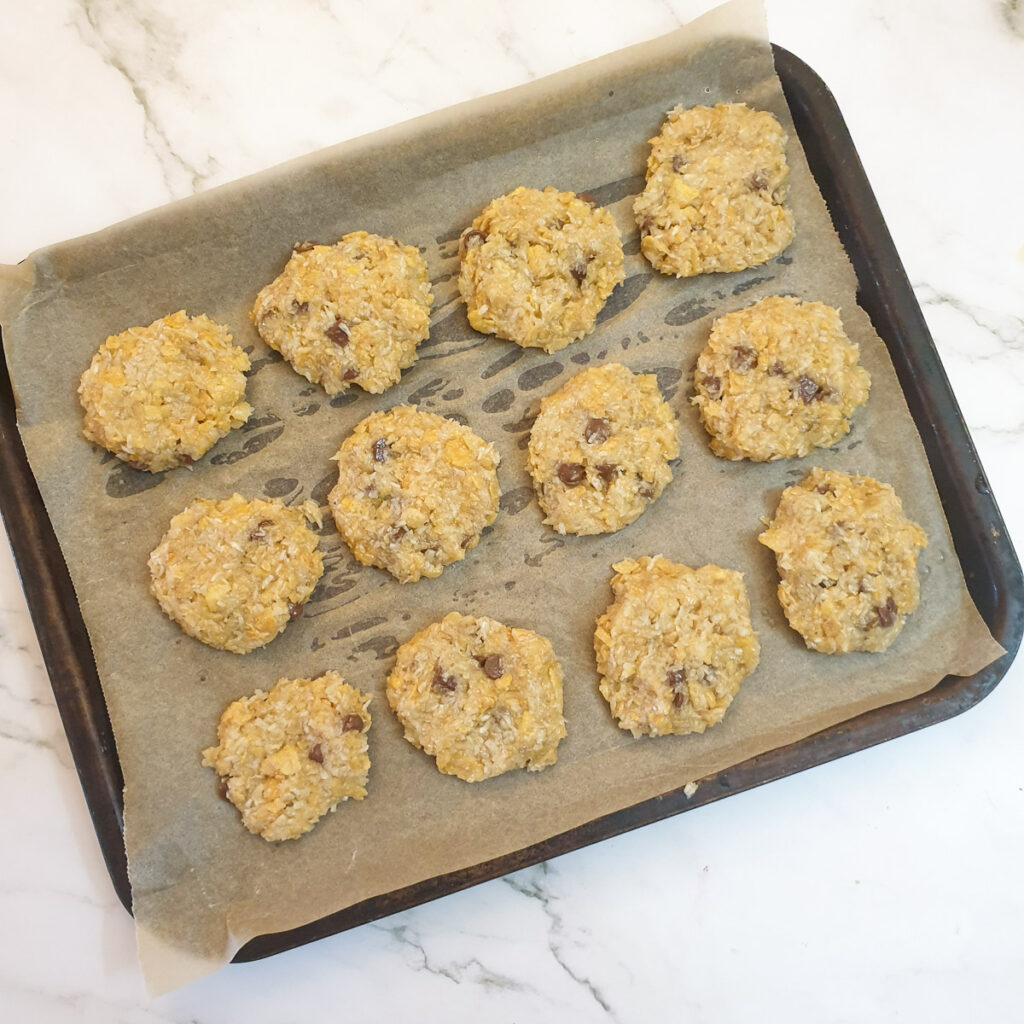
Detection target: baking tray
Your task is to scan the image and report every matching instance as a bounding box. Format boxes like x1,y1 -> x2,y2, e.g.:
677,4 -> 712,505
0,46 -> 1021,962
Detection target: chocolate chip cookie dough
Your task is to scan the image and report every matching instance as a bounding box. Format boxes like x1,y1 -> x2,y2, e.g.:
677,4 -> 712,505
251,231 -> 433,396
148,494 -> 324,653
759,468 -> 928,653
527,363 -> 680,535
203,672 -> 371,842
595,556 -> 760,737
78,310 -> 252,472
458,186 -> 625,353
634,103 -> 794,277
386,612 -> 566,782
692,296 -> 870,461
329,406 -> 501,583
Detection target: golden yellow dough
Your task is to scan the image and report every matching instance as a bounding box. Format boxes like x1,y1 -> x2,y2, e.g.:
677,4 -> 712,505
203,672 -> 371,841
78,310 -> 252,472
634,103 -> 794,277
595,556 -> 760,737
148,494 -> 323,653
387,612 -> 565,782
759,468 -> 928,653
458,186 -> 625,353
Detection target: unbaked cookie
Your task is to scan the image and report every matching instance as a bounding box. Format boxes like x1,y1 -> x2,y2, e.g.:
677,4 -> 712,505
78,310 -> 252,472
758,468 -> 928,653
692,296 -> 870,461
594,556 -> 760,737
634,103 -> 795,277
386,612 -> 565,782
527,363 -> 680,535
329,406 -> 500,583
149,494 -> 323,653
203,671 -> 371,842
458,186 -> 625,353
251,231 -> 433,395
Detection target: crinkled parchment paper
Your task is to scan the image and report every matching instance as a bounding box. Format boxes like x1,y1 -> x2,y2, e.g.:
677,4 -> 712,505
0,0 -> 1003,994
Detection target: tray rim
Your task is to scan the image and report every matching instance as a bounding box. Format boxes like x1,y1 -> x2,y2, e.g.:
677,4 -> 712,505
0,43 -> 1020,962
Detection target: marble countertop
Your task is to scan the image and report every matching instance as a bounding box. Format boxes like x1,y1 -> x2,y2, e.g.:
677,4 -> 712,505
2,0 -> 1022,1019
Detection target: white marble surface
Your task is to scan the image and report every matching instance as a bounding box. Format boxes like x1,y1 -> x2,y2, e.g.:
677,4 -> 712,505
1,0 -> 1022,1018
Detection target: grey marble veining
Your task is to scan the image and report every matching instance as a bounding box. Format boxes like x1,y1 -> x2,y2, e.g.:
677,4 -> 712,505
0,0 -> 1021,1018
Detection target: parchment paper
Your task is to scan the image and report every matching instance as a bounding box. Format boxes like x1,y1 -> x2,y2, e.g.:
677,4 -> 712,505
0,0 -> 1003,995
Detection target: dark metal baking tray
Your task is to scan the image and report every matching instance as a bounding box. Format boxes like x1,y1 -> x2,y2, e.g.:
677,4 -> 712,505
1,46 -> 1021,962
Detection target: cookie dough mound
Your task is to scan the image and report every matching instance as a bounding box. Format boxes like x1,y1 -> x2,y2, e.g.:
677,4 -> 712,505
595,556 -> 760,737
692,296 -> 870,461
458,186 -> 625,353
251,231 -> 433,396
329,406 -> 500,583
78,310 -> 252,472
759,468 -> 928,653
203,672 -> 371,841
528,363 -> 680,535
634,103 -> 795,277
387,612 -> 565,781
149,494 -> 324,653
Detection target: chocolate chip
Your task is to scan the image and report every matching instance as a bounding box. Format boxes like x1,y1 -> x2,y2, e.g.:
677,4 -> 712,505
638,482 -> 655,500
768,360 -> 786,377
576,192 -> 597,207
596,463 -> 617,485
793,375 -> 822,403
701,374 -> 722,400
326,318 -> 349,346
583,417 -> 611,445
480,654 -> 504,679
373,438 -> 389,463
460,534 -> 473,549
342,714 -> 365,733
123,459 -> 149,472
557,462 -> 586,486
288,602 -> 304,620
874,596 -> 898,628
292,300 -> 310,314
749,171 -> 769,191
217,779 -> 231,802
731,345 -> 758,372
672,154 -> 686,172
249,518 -> 274,542
666,668 -> 687,707
459,228 -> 486,256
815,483 -> 836,496
293,241 -> 320,253
342,367 -> 359,380
432,664 -> 457,692
308,743 -> 324,763
570,260 -> 588,284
